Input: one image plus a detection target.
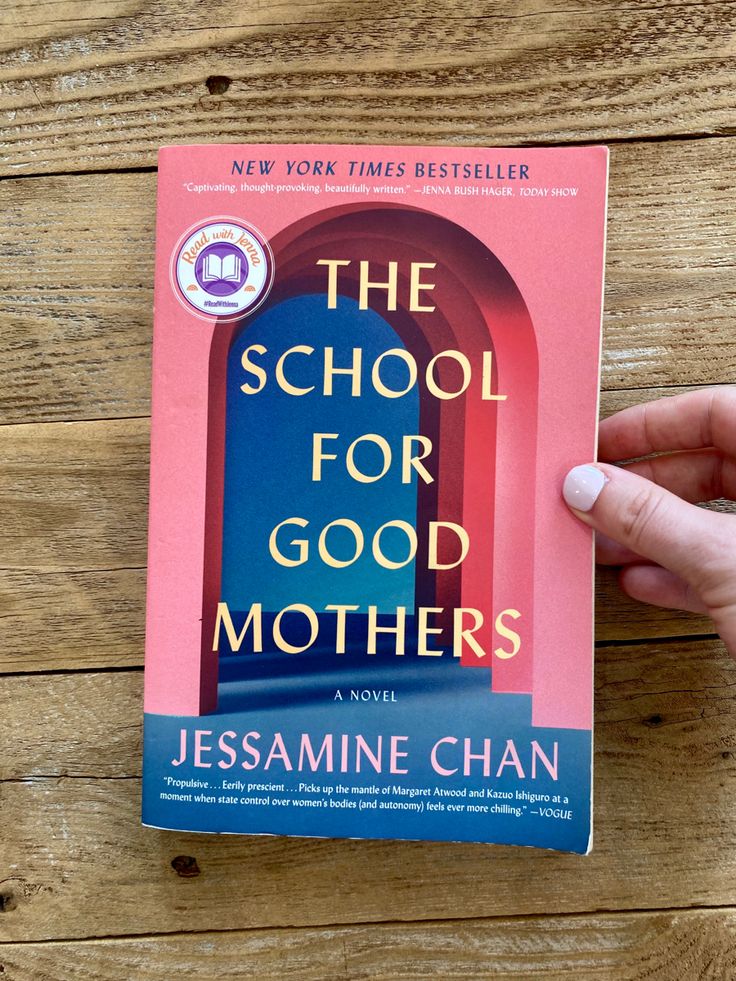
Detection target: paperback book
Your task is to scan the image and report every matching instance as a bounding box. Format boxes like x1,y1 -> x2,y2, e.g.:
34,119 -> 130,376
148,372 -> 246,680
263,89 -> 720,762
142,142 -> 609,853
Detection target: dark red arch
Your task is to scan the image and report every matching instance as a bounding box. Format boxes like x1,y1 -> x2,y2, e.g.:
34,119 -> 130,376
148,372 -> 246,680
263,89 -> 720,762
192,204 -> 539,714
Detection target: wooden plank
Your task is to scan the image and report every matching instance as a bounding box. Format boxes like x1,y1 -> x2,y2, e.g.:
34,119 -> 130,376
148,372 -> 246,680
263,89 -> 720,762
4,379 -> 731,676
0,173 -> 154,424
0,418 -> 148,572
2,906 -> 736,980
0,564 -> 717,677
1,1 -> 735,175
1,138 -> 734,426
0,568 -> 144,673
0,562 -> 717,677
2,638 -> 736,941
0,670 -> 142,781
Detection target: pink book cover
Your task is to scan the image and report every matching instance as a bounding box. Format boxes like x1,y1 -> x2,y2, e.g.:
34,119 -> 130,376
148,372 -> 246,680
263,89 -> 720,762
142,143 -> 609,853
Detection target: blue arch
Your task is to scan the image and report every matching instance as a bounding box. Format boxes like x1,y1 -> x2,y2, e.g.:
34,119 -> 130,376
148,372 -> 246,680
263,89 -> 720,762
221,293 -> 420,614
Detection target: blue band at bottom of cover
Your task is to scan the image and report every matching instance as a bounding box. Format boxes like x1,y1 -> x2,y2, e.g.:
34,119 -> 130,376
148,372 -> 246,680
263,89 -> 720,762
142,664 -> 591,853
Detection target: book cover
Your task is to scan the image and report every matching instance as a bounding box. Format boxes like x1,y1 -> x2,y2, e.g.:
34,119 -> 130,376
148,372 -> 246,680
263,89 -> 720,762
142,142 -> 608,854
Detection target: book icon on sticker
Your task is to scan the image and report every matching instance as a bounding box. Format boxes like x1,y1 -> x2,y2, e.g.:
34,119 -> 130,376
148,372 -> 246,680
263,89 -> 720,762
202,251 -> 242,285
171,217 -> 275,321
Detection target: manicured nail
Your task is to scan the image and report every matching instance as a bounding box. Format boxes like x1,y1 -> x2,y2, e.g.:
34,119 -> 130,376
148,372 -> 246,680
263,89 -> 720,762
563,464 -> 609,512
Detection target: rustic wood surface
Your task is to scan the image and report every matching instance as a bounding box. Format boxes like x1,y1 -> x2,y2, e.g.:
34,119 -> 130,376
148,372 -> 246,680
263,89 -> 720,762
1,0 -> 735,977
1,138 -> 734,428
1,637 -> 735,949
2,907 -> 736,980
1,1 -> 735,175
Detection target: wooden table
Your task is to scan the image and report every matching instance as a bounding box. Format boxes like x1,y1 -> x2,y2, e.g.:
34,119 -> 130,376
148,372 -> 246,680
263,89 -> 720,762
1,2 -> 735,977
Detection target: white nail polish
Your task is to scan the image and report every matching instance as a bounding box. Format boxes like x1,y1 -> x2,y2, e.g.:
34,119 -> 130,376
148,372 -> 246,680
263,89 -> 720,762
563,465 -> 608,512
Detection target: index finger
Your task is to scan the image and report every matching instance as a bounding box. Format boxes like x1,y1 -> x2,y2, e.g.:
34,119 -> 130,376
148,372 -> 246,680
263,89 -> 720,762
599,386 -> 736,462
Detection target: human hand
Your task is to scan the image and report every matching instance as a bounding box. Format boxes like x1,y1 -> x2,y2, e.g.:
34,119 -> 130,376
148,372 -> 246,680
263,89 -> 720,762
562,386 -> 736,656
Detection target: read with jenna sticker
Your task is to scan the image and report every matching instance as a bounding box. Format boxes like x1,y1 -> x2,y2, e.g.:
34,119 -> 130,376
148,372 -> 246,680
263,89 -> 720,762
142,142 -> 609,854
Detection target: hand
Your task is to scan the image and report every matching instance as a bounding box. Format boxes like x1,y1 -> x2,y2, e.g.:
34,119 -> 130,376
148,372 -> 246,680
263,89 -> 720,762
562,386 -> 736,656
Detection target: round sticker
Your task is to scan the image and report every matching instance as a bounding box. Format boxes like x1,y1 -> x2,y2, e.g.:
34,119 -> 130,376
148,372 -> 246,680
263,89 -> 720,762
172,217 -> 274,321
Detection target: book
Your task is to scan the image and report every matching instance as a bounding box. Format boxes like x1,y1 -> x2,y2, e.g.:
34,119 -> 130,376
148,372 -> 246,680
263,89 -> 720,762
202,251 -> 242,285
142,142 -> 609,854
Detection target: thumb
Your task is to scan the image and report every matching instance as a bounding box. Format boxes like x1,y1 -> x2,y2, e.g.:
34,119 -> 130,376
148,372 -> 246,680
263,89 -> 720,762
562,462 -> 724,587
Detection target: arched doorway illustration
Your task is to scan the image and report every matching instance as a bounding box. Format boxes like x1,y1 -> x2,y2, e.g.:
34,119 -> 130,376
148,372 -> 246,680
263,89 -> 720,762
146,204 -> 540,718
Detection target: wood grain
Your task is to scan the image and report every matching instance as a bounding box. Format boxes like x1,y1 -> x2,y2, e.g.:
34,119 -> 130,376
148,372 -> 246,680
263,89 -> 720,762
1,638 -> 735,942
0,670 -> 142,781
0,140 -> 736,423
0,418 -> 148,573
1,1 -> 735,176
0,172 -> 154,425
1,2 -> 734,972
0,563 -> 718,677
1,139 -> 734,427
0,568 -> 144,673
2,389 -> 729,676
0,564 -> 718,676
2,906 -> 736,980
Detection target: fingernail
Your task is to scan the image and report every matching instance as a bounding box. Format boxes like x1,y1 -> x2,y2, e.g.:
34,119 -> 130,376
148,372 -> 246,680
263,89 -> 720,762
563,464 -> 609,512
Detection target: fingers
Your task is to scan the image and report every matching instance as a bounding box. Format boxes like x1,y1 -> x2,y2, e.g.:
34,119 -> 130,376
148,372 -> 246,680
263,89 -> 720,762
595,448 -> 736,563
619,564 -> 708,614
711,604 -> 736,659
624,448 -> 736,503
562,462 -> 726,586
595,531 -> 643,565
599,386 -> 736,462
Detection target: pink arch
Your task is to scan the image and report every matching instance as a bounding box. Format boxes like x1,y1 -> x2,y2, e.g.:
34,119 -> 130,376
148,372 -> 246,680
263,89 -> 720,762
145,204 -> 540,718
